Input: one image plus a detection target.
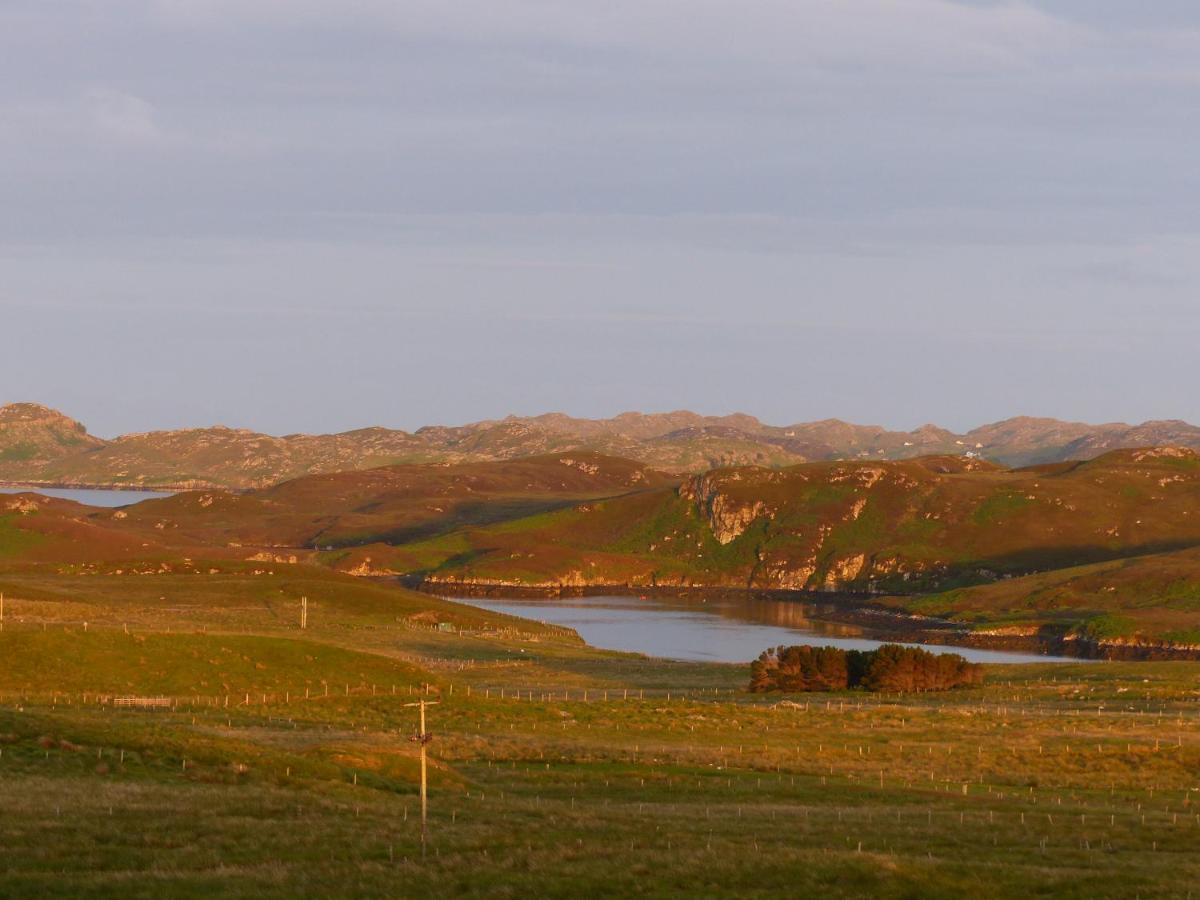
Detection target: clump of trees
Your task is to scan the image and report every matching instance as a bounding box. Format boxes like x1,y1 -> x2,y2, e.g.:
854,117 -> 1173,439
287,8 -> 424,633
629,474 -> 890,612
749,643 -> 982,693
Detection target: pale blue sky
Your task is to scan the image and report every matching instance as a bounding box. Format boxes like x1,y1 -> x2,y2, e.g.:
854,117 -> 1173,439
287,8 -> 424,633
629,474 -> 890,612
1,1 -> 1197,437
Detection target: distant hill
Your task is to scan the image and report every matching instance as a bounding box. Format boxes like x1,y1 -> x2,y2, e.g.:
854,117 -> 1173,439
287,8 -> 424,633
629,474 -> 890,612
5,402 -> 1200,490
0,403 -> 105,465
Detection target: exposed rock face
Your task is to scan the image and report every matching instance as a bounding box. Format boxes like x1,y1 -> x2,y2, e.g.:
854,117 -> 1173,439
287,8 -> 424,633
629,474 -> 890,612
346,558 -> 398,577
822,554 -> 867,590
558,457 -> 600,476
679,473 -> 770,544
758,563 -> 817,591
246,551 -> 299,564
831,466 -> 886,489
1131,446 -> 1197,462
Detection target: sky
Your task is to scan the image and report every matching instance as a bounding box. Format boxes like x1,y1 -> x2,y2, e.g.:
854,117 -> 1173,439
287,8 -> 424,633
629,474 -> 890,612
2,1 -> 1198,438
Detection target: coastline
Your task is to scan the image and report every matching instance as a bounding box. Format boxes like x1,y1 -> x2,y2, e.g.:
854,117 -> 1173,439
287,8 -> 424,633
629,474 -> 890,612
0,480 -> 182,494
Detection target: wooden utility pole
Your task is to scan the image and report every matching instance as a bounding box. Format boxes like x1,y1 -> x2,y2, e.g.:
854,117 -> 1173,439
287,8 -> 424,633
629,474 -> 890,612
1,592 -> 4,631
405,699 -> 439,857
300,596 -> 307,630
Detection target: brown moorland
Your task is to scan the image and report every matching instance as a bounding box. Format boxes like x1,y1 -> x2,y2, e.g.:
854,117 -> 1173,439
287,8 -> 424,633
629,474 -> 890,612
9,402 -> 1200,489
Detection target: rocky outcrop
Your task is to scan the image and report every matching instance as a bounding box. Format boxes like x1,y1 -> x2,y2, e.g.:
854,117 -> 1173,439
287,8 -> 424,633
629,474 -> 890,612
346,558 -> 399,577
757,563 -> 816,590
3,496 -> 40,515
0,403 -> 104,474
822,554 -> 867,590
679,473 -> 770,544
1131,446 -> 1197,463
830,466 -> 887,489
246,551 -> 299,565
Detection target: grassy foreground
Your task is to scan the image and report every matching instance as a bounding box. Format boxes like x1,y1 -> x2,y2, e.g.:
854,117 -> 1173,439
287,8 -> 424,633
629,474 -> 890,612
0,572 -> 1198,897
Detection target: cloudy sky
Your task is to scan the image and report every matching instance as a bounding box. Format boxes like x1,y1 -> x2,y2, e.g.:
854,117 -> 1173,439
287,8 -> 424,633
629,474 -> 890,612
2,1 -> 1197,437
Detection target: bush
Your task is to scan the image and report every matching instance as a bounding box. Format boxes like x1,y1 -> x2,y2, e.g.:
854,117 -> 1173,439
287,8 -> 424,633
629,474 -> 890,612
749,645 -> 847,692
749,643 -> 981,693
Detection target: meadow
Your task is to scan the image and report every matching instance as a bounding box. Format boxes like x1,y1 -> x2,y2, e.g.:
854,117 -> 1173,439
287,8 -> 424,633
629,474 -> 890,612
0,569 -> 1198,897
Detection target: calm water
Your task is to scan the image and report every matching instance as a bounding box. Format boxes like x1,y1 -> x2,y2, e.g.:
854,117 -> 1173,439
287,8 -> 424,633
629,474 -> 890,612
446,593 -> 1077,665
0,485 -> 172,507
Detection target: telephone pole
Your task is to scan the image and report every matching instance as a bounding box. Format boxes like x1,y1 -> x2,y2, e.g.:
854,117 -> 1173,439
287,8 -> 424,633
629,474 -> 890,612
300,596 -> 307,630
405,699 -> 438,857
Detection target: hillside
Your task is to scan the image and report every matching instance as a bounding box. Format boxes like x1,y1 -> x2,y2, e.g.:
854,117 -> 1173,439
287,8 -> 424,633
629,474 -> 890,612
7,402 -> 1200,489
8,441 -> 1200,650
360,448 -> 1200,648
109,452 -> 674,555
876,544 -> 1200,651
0,403 -> 104,466
391,448 -> 1200,589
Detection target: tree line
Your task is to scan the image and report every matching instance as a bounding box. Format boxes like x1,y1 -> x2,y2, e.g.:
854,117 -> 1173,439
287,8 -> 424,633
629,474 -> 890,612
748,643 -> 983,693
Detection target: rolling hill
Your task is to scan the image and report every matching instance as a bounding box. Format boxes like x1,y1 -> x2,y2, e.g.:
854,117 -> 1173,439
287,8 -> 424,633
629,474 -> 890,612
108,452 -> 674,554
7,402 -> 1200,489
7,438 -> 1200,650
380,448 -> 1200,591
323,447 -> 1200,650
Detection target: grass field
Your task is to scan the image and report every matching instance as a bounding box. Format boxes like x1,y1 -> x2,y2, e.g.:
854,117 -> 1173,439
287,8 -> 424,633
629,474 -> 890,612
0,568 -> 1198,897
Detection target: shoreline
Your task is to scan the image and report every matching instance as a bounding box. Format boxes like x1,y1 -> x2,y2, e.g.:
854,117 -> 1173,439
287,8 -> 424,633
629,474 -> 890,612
0,480 -> 179,494
409,578 -> 1200,662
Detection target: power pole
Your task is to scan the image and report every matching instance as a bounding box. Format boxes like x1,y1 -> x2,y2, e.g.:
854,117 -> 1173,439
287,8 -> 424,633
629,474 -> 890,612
1,592 -> 4,631
300,596 -> 307,630
405,699 -> 438,858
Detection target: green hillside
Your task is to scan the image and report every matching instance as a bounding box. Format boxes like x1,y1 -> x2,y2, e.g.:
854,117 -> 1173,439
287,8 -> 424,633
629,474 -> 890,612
333,449 -> 1200,647
6,445 -> 1200,649
880,545 -> 1200,648
383,450 -> 1197,583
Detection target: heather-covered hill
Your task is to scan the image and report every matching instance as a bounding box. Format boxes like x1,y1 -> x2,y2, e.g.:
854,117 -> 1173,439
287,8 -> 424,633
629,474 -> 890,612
6,444 -> 1200,650
0,491 -> 195,566
24,424 -> 442,491
0,403 -> 104,466
878,544 -> 1200,651
9,402 -> 1200,490
105,452 -> 674,556
389,448 -> 1200,599
353,447 -> 1200,647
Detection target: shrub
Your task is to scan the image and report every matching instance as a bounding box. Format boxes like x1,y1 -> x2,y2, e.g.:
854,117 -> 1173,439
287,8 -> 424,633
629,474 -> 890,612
749,643 -> 981,693
749,645 -> 849,692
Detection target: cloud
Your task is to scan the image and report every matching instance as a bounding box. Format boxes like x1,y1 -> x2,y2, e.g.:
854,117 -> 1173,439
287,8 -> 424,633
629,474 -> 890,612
0,1 -> 1198,432
0,87 -> 168,154
84,87 -> 165,147
146,0 -> 1084,73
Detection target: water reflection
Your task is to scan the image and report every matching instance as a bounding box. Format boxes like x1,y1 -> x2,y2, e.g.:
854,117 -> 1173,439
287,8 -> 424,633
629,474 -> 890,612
698,595 -> 864,636
445,593 -> 1075,665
